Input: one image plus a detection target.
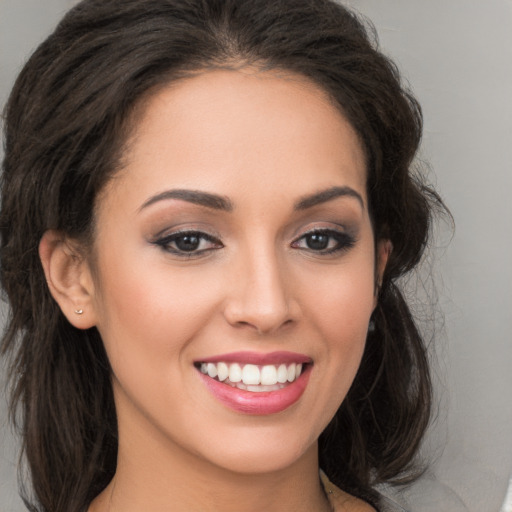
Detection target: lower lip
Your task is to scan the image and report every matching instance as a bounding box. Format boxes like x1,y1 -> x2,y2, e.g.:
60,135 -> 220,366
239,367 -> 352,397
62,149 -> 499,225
197,366 -> 312,415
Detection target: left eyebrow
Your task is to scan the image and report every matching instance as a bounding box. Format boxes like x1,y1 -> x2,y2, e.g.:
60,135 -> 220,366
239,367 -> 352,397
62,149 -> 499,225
294,186 -> 365,211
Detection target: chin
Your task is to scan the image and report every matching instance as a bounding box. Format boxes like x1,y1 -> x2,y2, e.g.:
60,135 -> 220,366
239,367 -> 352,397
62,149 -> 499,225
188,422 -> 320,476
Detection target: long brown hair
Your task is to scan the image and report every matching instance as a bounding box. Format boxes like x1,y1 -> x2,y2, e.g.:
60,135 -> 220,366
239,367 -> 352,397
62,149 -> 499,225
1,0 -> 444,510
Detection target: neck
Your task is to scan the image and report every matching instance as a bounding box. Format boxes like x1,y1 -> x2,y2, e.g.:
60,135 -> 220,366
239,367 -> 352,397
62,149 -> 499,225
89,413 -> 331,512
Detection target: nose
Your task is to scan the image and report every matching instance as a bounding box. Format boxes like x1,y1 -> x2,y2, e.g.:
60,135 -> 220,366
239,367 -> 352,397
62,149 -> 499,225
223,246 -> 299,335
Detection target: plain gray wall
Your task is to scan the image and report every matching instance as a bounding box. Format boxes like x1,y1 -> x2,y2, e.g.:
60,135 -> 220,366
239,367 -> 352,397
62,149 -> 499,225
1,1 -> 511,511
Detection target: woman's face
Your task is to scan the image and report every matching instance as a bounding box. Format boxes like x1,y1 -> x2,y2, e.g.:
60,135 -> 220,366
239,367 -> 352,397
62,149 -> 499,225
86,69 -> 383,475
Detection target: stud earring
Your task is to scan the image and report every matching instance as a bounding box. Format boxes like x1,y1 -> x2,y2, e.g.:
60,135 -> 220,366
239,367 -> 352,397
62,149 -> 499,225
74,308 -> 84,315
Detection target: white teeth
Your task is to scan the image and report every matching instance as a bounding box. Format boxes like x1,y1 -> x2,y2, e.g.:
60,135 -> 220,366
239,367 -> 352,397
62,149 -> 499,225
246,384 -> 281,392
242,364 -> 260,385
228,363 -> 242,383
207,363 -> 217,379
260,365 -> 278,386
287,363 -> 296,382
217,362 -> 229,382
276,364 -> 288,384
199,361 -> 305,389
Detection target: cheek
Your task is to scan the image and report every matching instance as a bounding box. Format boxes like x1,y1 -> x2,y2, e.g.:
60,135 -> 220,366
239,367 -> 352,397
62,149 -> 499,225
287,257 -> 375,439
298,254 -> 375,385
303,257 -> 376,338
316,281 -> 373,379
91,250 -> 224,367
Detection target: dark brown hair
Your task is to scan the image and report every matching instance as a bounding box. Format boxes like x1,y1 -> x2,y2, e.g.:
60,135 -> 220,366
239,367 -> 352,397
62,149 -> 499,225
1,0 -> 443,510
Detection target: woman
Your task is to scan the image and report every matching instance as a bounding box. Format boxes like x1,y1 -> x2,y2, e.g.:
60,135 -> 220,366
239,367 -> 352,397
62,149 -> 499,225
0,0 -> 444,511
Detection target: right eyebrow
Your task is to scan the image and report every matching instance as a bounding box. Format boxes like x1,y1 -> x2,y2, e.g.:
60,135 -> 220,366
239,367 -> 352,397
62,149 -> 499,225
139,189 -> 234,212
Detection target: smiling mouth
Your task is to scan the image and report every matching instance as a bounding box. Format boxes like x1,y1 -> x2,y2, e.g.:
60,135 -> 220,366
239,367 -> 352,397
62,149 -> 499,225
195,362 -> 307,392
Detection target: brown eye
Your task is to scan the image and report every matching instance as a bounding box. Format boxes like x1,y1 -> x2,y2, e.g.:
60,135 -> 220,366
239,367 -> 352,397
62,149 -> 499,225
305,233 -> 330,250
292,229 -> 356,255
174,234 -> 201,252
153,230 -> 223,256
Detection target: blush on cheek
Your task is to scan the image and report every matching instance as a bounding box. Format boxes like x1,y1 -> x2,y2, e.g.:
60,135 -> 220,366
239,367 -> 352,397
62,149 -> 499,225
318,285 -> 374,330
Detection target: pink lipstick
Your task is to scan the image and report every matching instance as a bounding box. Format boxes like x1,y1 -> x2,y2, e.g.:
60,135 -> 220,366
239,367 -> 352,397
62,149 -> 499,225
195,351 -> 312,415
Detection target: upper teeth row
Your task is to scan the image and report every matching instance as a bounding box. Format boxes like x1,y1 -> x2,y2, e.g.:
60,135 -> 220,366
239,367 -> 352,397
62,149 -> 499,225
199,362 -> 303,386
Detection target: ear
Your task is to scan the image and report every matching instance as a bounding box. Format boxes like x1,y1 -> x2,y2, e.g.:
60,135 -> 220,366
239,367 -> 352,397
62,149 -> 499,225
374,238 -> 392,307
39,230 -> 98,329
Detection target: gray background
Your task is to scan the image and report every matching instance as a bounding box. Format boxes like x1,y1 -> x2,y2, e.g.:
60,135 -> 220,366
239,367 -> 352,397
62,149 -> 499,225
1,0 -> 511,511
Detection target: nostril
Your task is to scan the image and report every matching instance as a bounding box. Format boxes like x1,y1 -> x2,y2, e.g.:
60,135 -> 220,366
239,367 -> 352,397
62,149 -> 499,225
234,320 -> 255,329
233,318 -> 296,335
222,283 -> 300,334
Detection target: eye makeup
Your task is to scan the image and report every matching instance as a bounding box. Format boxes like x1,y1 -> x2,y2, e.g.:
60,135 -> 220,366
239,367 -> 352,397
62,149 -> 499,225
151,229 -> 223,257
142,193 -> 363,261
291,228 -> 356,255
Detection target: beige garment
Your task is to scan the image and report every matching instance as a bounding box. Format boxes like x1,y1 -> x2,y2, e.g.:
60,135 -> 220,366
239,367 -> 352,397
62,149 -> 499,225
320,471 -> 376,511
320,470 -> 410,512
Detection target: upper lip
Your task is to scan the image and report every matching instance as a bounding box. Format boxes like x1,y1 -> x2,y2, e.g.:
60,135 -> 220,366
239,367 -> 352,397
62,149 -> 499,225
194,351 -> 312,366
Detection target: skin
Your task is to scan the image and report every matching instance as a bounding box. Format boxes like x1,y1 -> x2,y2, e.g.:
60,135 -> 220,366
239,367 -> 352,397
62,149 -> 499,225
40,68 -> 388,511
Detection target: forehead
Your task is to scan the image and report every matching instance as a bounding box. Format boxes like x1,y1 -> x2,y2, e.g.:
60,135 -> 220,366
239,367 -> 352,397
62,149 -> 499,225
103,68 -> 367,211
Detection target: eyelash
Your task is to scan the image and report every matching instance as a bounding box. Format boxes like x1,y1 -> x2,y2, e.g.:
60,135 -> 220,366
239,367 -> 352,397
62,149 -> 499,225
152,228 -> 355,258
152,230 -> 223,257
291,229 -> 356,255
